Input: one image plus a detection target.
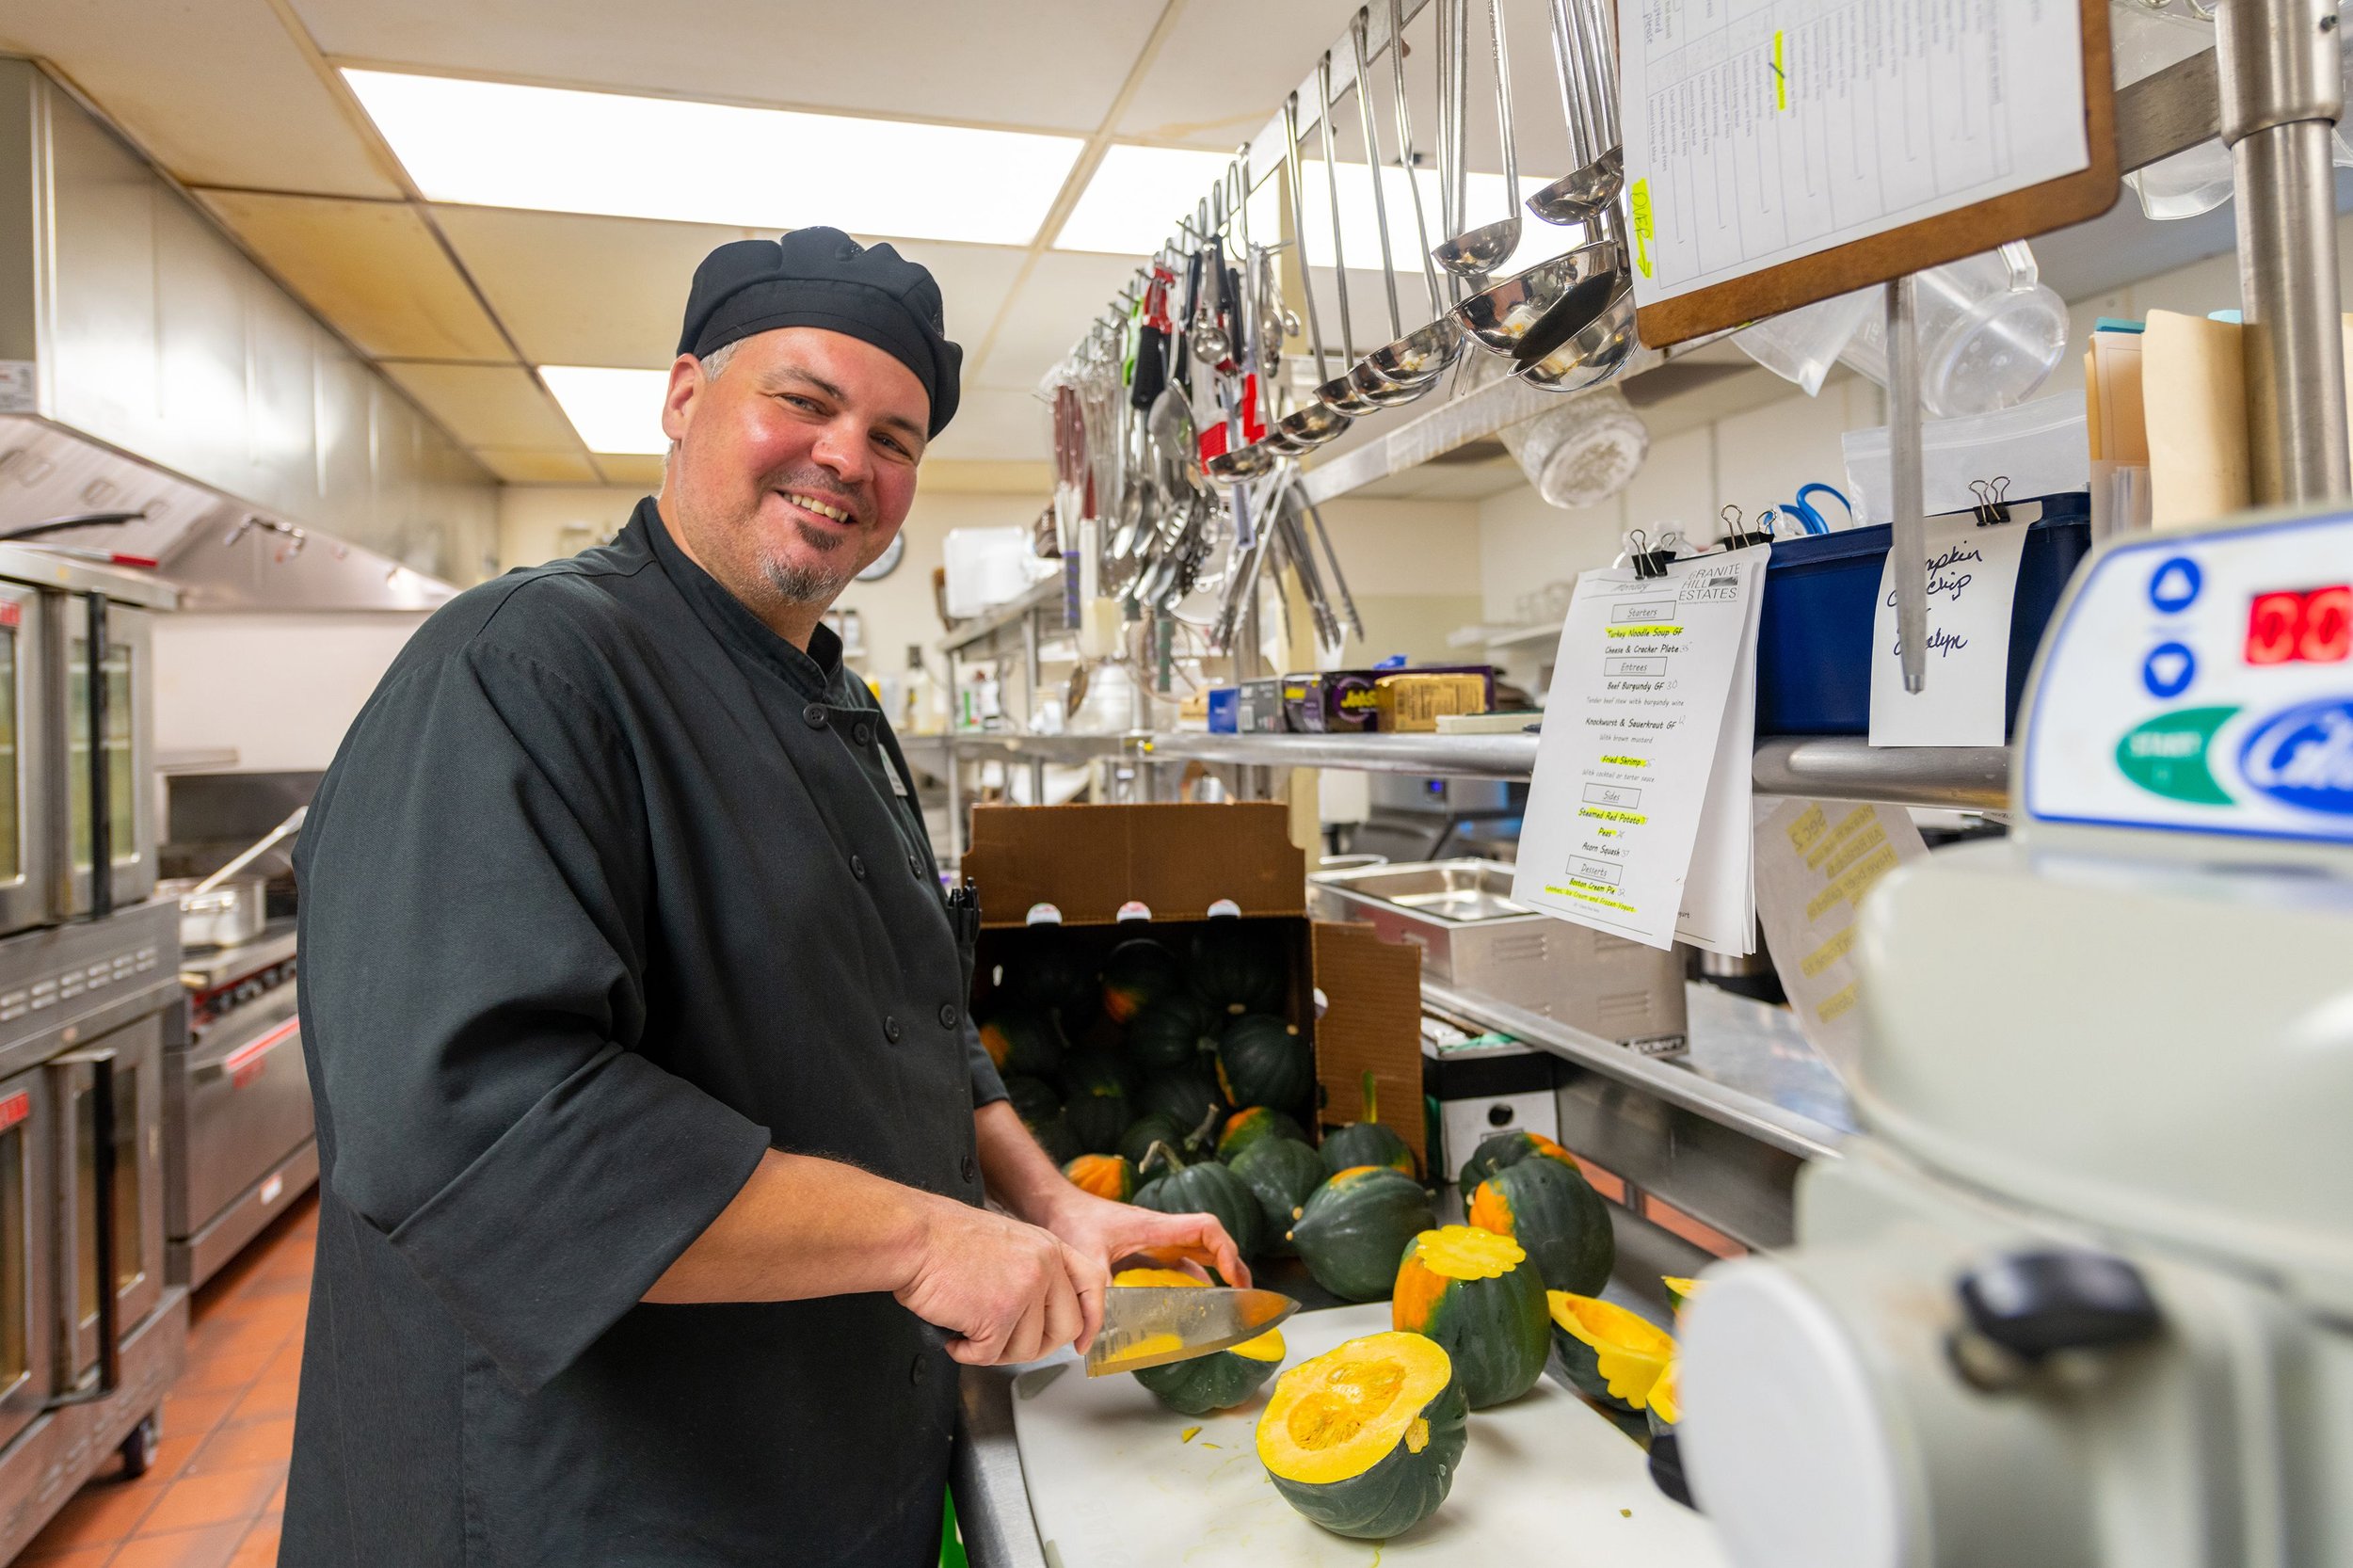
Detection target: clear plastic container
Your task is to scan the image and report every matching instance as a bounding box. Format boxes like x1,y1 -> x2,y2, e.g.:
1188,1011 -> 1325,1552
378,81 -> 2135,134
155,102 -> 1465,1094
1499,387 -> 1652,508
1837,244 -> 2070,419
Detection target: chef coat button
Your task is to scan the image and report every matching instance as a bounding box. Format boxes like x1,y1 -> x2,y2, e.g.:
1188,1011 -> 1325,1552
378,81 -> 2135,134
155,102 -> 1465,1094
803,702 -> 828,728
851,854 -> 867,880
909,852 -> 925,879
938,1003 -> 959,1029
910,1353 -> 928,1384
854,720 -> 873,746
884,1016 -> 902,1043
961,1153 -> 976,1184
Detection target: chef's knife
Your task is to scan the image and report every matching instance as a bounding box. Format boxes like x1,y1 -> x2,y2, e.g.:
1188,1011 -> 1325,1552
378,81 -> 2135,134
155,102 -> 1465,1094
1083,1285 -> 1298,1377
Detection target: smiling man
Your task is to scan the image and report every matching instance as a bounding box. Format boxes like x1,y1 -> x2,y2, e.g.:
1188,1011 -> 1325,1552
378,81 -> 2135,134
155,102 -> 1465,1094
281,230 -> 1245,1567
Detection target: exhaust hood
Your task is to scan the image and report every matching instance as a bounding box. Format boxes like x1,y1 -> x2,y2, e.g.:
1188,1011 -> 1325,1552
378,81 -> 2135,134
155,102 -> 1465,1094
0,58 -> 496,612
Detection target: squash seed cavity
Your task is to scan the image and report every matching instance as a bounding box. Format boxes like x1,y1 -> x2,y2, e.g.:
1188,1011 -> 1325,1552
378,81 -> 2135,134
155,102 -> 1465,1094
1285,1361 -> 1408,1449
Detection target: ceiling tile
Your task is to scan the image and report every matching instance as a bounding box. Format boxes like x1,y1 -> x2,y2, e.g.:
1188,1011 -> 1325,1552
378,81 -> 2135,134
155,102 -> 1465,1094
926,385 -> 1048,465
970,251 -> 1149,392
381,362 -> 579,448
434,206 -> 760,368
291,0 -> 1164,135
197,191 -> 510,361
0,0 -> 399,197
591,454 -> 666,487
473,448 -> 603,485
1115,0 -> 1364,149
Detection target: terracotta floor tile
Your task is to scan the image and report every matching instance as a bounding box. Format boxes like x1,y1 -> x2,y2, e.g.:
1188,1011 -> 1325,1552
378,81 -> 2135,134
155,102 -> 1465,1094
23,1477 -> 160,1549
225,1380 -> 298,1425
161,1388 -> 240,1440
187,1417 -> 294,1476
225,1518 -> 280,1568
256,1347 -> 303,1384
264,1480 -> 284,1513
135,1465 -> 284,1536
109,1521 -> 246,1568
171,1350 -> 269,1399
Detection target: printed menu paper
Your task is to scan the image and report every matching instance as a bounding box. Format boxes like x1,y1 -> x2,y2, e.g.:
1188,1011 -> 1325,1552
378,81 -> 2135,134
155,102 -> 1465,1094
1752,796 -> 1929,1080
1619,0 -> 2090,306
1868,509 -> 2033,747
1514,547 -> 1769,952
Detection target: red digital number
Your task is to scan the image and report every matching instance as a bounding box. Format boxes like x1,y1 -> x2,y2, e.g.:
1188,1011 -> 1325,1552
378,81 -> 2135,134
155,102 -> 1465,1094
2248,586 -> 2353,665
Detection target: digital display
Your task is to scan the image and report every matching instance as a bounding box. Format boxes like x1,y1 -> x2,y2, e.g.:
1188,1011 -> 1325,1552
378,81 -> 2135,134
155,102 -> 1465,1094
2246,585 -> 2351,665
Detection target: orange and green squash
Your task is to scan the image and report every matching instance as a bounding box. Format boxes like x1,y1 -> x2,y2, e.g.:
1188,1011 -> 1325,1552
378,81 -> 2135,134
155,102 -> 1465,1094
1190,920 -> 1289,1016
1229,1135 -> 1324,1257
1546,1291 -> 1676,1415
1468,1150 -> 1614,1295
1001,929 -> 1099,1032
1289,1166 -> 1435,1303
1391,1225 -> 1551,1409
1257,1332 -> 1467,1540
1116,1111 -> 1199,1167
1101,938 -> 1189,1024
1455,1128 -> 1577,1196
1126,991 -> 1220,1073
1113,1268 -> 1286,1415
1134,1144 -> 1266,1259
980,1008 -> 1067,1080
1062,1153 -> 1136,1203
1215,1015 -> 1312,1115
1056,1050 -> 1132,1155
1136,1065 -> 1226,1137
1216,1106 -> 1306,1163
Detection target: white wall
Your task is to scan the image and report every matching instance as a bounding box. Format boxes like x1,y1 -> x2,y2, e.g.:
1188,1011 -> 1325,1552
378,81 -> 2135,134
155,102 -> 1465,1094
155,613 -> 429,773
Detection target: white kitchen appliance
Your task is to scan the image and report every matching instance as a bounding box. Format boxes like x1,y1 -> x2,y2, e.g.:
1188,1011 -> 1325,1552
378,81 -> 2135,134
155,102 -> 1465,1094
1677,505 -> 2353,1567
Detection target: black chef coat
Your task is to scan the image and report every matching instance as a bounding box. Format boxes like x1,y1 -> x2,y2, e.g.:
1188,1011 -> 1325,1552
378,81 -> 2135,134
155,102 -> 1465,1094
282,498 -> 1006,1568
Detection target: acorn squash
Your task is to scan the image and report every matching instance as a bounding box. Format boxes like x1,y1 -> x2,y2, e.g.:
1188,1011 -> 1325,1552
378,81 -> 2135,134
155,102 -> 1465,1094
1215,1015 -> 1313,1116
1062,1153 -> 1136,1203
1113,1268 -> 1286,1415
1454,1128 -> 1576,1196
1216,1106 -> 1306,1163
1101,938 -> 1189,1024
1116,1111 -> 1203,1166
1546,1291 -> 1676,1414
1133,1144 -> 1266,1259
1391,1225 -> 1550,1409
980,1008 -> 1067,1080
1646,1357 -> 1680,1437
1135,1064 -> 1226,1137
1662,1275 -> 1704,1315
1468,1151 -> 1614,1295
1229,1136 -> 1324,1257
1057,1050 -> 1133,1155
1257,1331 -> 1467,1540
1289,1166 -> 1435,1303
1000,1074 -> 1061,1127
1190,919 -> 1289,1016
1002,929 -> 1100,1032
1319,1121 -> 1417,1181
1126,992 -> 1221,1073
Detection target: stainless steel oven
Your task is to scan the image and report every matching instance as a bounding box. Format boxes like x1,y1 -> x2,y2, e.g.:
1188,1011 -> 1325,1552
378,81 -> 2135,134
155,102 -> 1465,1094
168,922 -> 312,1288
0,584 -> 50,940
0,1067 -> 52,1457
53,1010 -> 164,1384
59,599 -> 158,919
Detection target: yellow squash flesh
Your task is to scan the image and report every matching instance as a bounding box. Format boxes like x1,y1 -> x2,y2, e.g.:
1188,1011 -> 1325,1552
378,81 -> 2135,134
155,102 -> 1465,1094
1112,1268 -> 1285,1360
1257,1332 -> 1454,1486
1547,1290 -> 1677,1410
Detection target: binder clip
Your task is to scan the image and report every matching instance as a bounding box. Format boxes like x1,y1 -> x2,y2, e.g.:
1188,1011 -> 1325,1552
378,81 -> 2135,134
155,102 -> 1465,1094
1618,527 -> 1683,580
1970,476 -> 2013,527
1716,505 -> 1774,551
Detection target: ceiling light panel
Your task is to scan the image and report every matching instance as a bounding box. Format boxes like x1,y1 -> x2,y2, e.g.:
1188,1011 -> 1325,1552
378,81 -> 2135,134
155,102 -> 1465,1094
538,365 -> 671,455
1293,162 -> 1564,275
1053,145 -> 1251,255
344,70 -> 1082,247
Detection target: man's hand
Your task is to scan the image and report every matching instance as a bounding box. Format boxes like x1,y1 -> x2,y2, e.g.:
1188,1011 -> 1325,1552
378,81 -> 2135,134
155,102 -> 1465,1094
1035,1187 -> 1252,1288
893,1197 -> 1110,1367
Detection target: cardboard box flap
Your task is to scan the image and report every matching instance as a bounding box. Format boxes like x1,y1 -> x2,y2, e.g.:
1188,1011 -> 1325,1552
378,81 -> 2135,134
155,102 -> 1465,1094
1310,921 -> 1426,1167
962,803 -> 1306,928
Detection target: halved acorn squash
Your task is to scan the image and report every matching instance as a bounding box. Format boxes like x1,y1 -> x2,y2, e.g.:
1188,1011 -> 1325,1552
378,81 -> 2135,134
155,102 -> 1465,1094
1662,1275 -> 1705,1315
1257,1331 -> 1468,1540
1391,1226 -> 1550,1409
1546,1291 -> 1676,1414
1646,1357 -> 1680,1437
1113,1268 -> 1286,1416
1288,1166 -> 1435,1303
1468,1150 -> 1614,1295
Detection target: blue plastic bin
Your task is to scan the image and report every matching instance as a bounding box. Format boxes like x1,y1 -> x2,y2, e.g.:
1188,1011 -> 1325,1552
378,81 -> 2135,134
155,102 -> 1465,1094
1206,687 -> 1240,733
1754,494 -> 2092,737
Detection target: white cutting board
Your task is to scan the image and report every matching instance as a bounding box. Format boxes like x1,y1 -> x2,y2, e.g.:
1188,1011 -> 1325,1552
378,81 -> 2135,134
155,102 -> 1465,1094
1008,1304 -> 1728,1567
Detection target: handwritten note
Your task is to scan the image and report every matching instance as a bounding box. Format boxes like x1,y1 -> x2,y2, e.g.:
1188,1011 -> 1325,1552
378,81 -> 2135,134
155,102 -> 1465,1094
1752,795 -> 1929,1081
1868,508 -> 2033,747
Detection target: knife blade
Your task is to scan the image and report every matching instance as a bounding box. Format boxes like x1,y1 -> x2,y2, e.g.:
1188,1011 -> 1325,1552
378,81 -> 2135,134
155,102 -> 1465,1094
1083,1286 -> 1298,1377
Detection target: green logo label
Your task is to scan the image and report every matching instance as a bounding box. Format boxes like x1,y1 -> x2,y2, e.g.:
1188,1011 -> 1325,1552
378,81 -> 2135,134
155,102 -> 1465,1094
2116,707 -> 2238,805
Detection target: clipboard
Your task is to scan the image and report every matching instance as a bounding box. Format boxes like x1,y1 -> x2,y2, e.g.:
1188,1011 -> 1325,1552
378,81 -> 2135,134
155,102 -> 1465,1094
1628,0 -> 2120,350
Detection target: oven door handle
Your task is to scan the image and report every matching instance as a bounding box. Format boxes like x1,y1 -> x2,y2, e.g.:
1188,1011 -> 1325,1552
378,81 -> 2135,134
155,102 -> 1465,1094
45,1047 -> 119,1407
196,1017 -> 299,1084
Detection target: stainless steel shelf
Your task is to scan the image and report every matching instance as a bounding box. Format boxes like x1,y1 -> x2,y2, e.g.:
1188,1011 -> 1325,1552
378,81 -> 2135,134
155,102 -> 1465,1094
904,731 -> 1144,768
1147,730 -> 1542,777
936,577 -> 1064,655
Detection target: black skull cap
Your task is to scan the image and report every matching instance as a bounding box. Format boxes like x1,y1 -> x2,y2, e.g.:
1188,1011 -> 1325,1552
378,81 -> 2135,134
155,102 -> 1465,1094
676,227 -> 962,437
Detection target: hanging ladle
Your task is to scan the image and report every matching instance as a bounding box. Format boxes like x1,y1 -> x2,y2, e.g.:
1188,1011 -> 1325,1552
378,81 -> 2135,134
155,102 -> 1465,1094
1311,53 -> 1386,418
1273,91 -> 1354,450
1429,0 -> 1521,280
1360,0 -> 1464,389
1341,7 -> 1442,408
1526,0 -> 1625,225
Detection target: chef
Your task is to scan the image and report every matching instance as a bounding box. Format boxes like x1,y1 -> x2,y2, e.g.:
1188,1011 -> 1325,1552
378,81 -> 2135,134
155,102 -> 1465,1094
281,228 -> 1246,1567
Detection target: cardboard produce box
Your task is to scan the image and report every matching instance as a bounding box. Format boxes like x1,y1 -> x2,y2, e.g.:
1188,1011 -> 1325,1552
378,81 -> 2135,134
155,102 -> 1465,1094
1375,671 -> 1490,732
961,803 -> 1428,1167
